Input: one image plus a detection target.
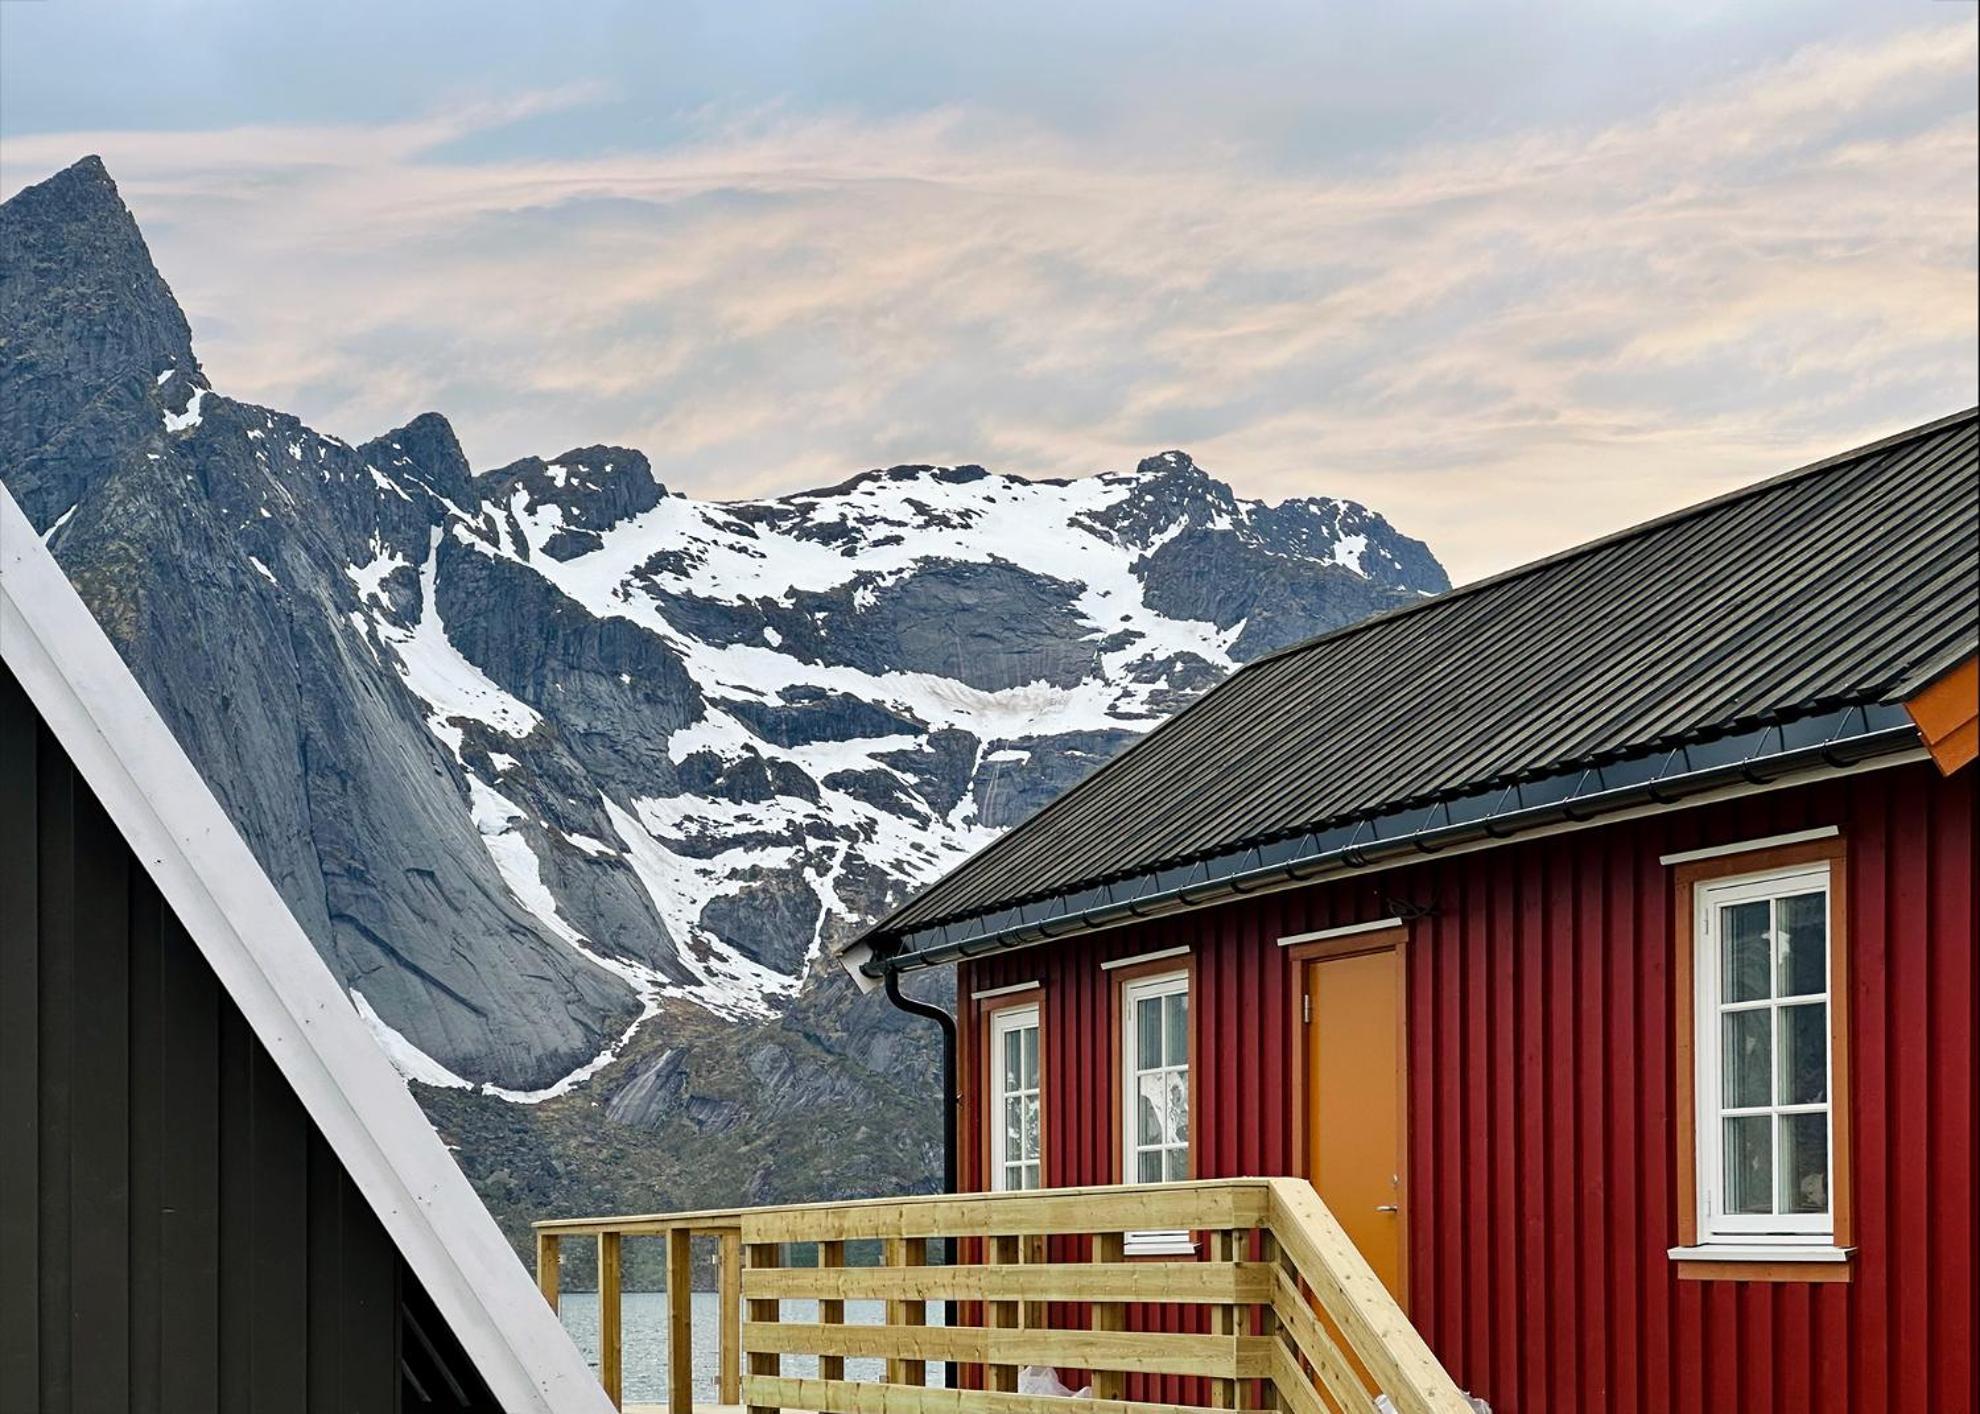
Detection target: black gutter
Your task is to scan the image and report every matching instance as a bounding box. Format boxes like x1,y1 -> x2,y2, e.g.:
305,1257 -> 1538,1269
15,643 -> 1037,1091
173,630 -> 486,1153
869,716 -> 1923,977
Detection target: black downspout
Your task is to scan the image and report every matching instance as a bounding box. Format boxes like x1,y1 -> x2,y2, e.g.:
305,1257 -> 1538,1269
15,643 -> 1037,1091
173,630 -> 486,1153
883,965 -> 959,1194
882,965 -> 959,1388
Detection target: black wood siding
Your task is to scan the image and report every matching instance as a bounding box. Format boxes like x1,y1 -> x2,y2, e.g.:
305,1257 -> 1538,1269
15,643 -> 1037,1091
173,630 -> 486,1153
0,665 -> 500,1414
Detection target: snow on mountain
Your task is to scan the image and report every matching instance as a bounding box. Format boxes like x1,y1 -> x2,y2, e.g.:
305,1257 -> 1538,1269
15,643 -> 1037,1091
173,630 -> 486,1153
338,445 -> 1446,1098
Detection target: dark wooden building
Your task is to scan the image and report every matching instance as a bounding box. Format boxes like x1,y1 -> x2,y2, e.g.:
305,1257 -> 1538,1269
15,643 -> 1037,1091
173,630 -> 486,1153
0,488 -> 613,1414
845,410 -> 1979,1413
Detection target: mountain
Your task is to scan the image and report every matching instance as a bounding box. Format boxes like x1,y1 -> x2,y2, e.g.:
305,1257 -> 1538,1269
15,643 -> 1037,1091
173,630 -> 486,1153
1,157 -> 1448,1243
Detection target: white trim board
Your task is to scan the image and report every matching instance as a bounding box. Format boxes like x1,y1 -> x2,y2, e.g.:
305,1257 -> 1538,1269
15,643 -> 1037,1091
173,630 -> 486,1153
1278,916 -> 1404,947
1668,1245 -> 1852,1264
970,980 -> 1041,1001
1100,944 -> 1191,971
1659,825 -> 1838,866
0,488 -> 612,1414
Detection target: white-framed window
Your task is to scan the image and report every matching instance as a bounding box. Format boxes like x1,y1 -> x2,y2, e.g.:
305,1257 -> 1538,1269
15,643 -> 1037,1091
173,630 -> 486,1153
1693,862 -> 1834,1244
1121,971 -> 1190,1184
989,1003 -> 1042,1192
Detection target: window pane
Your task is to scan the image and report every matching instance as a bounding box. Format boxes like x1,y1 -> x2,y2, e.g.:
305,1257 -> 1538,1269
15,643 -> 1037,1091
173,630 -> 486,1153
1723,1114 -> 1773,1214
1022,1162 -> 1041,1191
1779,1112 -> 1829,1214
1721,901 -> 1771,1002
1167,1072 -> 1190,1145
1721,1007 -> 1772,1109
1164,1146 -> 1189,1182
1137,1073 -> 1166,1145
1137,1149 -> 1163,1183
1003,1032 -> 1021,1092
1021,1026 -> 1039,1088
1137,996 -> 1161,1069
1021,1095 -> 1041,1162
1164,991 -> 1189,1068
1780,1003 -> 1827,1105
1778,891 -> 1826,996
1005,1097 -> 1023,1155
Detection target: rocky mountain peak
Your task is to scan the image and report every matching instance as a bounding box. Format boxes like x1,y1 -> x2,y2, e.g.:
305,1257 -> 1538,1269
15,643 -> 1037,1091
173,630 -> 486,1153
0,156 -> 202,523
478,444 -> 665,561
1134,449 -> 1205,478
359,411 -> 476,507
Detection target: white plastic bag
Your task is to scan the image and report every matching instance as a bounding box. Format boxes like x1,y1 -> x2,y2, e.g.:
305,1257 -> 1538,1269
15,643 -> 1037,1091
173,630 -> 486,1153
1017,1366 -> 1093,1399
1375,1395 -> 1490,1414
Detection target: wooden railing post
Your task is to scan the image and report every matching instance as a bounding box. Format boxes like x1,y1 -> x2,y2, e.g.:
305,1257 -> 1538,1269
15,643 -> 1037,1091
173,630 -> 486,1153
885,1236 -> 928,1387
1022,1233 -> 1048,1333
1257,1229 -> 1287,1412
536,1231 -> 560,1313
719,1229 -> 744,1406
818,1240 -> 846,1382
1090,1230 -> 1127,1400
598,1230 -> 623,1411
988,1234 -> 1021,1391
1210,1228 -> 1240,1410
666,1227 -> 694,1414
745,1241 -> 782,1414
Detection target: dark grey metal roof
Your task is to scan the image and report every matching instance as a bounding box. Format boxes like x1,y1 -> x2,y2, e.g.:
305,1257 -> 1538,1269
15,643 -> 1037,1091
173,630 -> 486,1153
860,408 -> 1978,966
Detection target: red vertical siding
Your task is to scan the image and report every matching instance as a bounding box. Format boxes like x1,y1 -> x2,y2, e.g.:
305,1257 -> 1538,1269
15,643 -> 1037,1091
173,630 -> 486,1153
955,761 -> 1975,1413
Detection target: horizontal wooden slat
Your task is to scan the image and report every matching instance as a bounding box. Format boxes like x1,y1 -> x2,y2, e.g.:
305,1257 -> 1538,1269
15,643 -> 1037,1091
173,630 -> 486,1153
747,1320 -> 983,1364
531,1212 -> 746,1238
744,1374 -> 1231,1414
744,1261 -> 1274,1305
741,1181 -> 1270,1243
1271,1273 -> 1380,1414
743,1323 -> 1273,1379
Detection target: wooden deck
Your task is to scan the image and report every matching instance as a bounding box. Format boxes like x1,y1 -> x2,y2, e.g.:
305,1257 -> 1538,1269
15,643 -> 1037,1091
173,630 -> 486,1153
537,1178 -> 1473,1414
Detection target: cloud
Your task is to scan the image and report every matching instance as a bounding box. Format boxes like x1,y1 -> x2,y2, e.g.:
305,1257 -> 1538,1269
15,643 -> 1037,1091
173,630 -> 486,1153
3,21 -> 1973,580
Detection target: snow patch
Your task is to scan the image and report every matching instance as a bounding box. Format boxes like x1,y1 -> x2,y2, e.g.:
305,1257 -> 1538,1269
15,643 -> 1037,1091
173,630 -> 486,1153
162,386 -> 206,433
350,988 -> 473,1090
370,530 -> 540,757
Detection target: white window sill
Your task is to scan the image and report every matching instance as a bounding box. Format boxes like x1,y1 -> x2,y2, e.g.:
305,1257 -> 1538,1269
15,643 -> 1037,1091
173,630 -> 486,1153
1123,1232 -> 1197,1258
1668,1244 -> 1852,1264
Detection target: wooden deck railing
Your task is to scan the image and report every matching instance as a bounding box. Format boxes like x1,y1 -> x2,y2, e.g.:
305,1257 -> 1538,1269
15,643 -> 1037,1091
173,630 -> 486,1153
535,1205 -> 749,1410
536,1177 -> 1471,1414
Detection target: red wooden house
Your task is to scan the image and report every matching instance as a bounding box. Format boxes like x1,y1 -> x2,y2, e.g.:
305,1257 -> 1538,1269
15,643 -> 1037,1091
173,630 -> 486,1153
842,409 -> 1978,1413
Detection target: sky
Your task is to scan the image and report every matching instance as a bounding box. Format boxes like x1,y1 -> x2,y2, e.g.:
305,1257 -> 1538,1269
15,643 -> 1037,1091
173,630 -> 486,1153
2,2 -> 1975,582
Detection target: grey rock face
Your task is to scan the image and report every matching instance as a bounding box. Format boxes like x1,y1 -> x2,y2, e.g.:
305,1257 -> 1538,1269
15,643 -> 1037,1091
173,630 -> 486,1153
478,445 -> 665,561
3,157 -> 1448,1215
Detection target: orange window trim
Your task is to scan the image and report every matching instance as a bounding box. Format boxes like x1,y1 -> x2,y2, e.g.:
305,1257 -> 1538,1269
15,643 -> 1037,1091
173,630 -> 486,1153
975,986 -> 1047,1193
1672,834 -> 1853,1283
1107,954 -> 1199,1186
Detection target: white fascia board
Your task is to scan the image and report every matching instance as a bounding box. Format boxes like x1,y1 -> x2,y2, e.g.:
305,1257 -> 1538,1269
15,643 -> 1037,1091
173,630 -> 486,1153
0,489 -> 612,1414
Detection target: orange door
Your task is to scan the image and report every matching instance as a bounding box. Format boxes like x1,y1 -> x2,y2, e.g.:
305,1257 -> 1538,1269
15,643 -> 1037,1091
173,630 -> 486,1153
1305,944 -> 1405,1301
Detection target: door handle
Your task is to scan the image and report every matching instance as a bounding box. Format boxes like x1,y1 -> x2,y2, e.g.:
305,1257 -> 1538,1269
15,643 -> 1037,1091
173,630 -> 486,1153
1374,1204 -> 1398,1213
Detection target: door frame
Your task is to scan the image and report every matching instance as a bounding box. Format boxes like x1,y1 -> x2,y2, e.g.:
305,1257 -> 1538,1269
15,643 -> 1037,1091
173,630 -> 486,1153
1284,924 -> 1411,1309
